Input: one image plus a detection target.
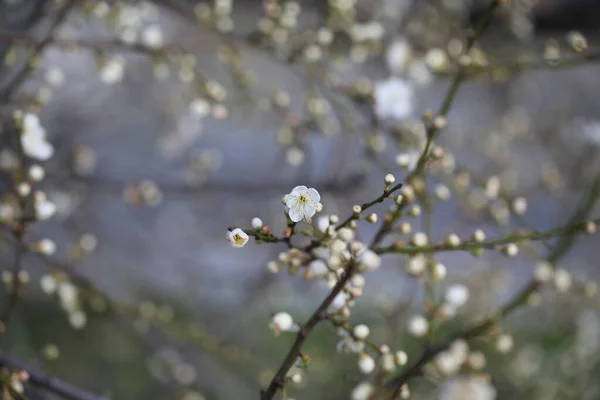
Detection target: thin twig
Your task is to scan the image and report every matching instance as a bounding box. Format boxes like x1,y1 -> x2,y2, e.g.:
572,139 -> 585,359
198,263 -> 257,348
0,0 -> 77,103
0,349 -> 109,400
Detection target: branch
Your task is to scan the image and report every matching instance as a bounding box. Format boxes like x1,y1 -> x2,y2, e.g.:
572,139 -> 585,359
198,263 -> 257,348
0,349 -> 108,400
260,262 -> 356,399
0,0 -> 77,102
375,217 -> 600,255
377,171 -> 600,398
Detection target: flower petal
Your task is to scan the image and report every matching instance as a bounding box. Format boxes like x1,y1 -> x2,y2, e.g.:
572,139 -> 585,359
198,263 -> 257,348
288,207 -> 303,222
308,188 -> 320,203
291,185 -> 308,195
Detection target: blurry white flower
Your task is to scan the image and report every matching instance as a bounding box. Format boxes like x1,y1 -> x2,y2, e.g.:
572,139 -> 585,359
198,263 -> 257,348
227,228 -> 249,248
533,261 -> 553,282
374,78 -> 414,120
395,350 -> 408,366
351,382 -> 373,400
435,340 -> 469,376
337,329 -> 365,353
69,311 -> 87,329
406,254 -> 427,276
34,192 -> 57,221
357,249 -> 381,271
309,259 -> 329,277
386,39 -> 412,73
141,24 -> 164,49
408,59 -> 433,86
496,334 -> 513,353
408,315 -> 429,337
353,324 -> 370,340
100,56 -> 126,84
328,291 -> 347,313
20,113 -> 54,161
554,268 -> 572,292
358,353 -> 376,374
251,217 -> 263,230
445,284 -> 469,308
40,275 -> 57,294
28,165 -> 45,181
37,238 -> 56,255
438,375 -> 497,400
189,98 -> 211,118
58,282 -> 78,311
45,67 -> 65,87
270,312 -> 296,334
285,186 -> 320,222
425,48 -> 449,72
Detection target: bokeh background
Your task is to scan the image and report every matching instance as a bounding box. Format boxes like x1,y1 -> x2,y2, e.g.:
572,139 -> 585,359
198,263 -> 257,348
1,0 -> 600,399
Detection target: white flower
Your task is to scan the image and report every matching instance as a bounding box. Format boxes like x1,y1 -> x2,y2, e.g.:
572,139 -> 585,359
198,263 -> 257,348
357,249 -> 381,271
190,98 -> 211,118
34,192 -> 57,221
285,186 -> 320,222
374,78 -> 414,120
425,48 -> 449,72
100,56 -> 126,84
45,67 -> 65,87
336,329 -> 365,353
251,217 -> 263,230
445,284 -> 470,308
353,324 -> 370,340
58,282 -> 78,311
438,376 -> 497,400
69,311 -> 87,329
408,315 -> 429,337
358,353 -> 376,374
554,268 -> 572,292
270,312 -> 295,333
141,24 -> 164,49
29,165 -> 45,181
328,291 -> 347,313
351,382 -> 373,400
37,238 -> 56,255
406,254 -> 427,276
227,228 -> 249,248
386,39 -> 412,73
309,259 -> 329,277
20,113 -> 54,161
40,275 -> 57,294
496,334 -> 513,353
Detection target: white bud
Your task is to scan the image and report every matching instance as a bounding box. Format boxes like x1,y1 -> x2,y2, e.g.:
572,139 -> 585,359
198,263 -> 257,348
512,197 -> 528,215
353,324 -> 370,340
496,334 -> 513,353
37,238 -> 56,255
445,284 -> 469,307
366,213 -> 378,224
434,184 -> 451,200
446,234 -> 461,247
270,312 -> 294,332
473,229 -> 486,243
351,382 -> 373,400
338,227 -> 355,242
408,315 -> 429,337
251,217 -> 263,230
40,274 -> 57,294
384,174 -> 395,185
395,350 -> 408,366
407,254 -> 427,276
352,205 -> 362,215
412,232 -> 428,246
432,262 -> 447,281
395,194 -> 404,205
309,259 -> 329,277
28,165 -> 45,181
554,268 -> 572,292
503,243 -> 519,257
381,353 -> 396,372
358,353 -> 376,374
534,261 -> 553,282
358,249 -> 381,271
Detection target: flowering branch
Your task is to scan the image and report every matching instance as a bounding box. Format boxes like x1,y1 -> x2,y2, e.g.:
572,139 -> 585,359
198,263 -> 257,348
260,261 -> 357,400
0,349 -> 108,400
376,171 -> 600,399
0,0 -> 76,102
375,217 -> 599,255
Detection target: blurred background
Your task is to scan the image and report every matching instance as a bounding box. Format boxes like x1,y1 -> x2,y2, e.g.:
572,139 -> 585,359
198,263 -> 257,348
1,0 -> 600,399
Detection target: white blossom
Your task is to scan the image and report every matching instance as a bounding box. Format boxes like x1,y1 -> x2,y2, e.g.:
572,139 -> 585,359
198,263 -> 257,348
69,311 -> 87,329
58,282 -> 78,311
34,193 -> 57,221
100,56 -> 126,84
328,291 -> 347,313
358,353 -> 376,374
374,78 -> 414,120
37,238 -> 56,255
20,113 -> 54,161
438,376 -> 497,400
285,186 -> 320,222
353,324 -> 370,340
309,259 -> 329,277
496,334 -> 513,353
269,312 -> 297,334
408,315 -> 429,337
337,329 -> 365,353
406,254 -> 427,276
227,228 -> 249,247
386,39 -> 412,73
40,275 -> 57,294
357,249 -> 381,271
28,165 -> 45,181
351,382 -> 373,400
445,284 -> 470,308
141,24 -> 164,48
251,217 -> 263,230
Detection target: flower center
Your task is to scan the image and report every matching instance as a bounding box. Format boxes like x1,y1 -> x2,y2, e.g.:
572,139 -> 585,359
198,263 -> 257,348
298,195 -> 307,204
233,234 -> 243,244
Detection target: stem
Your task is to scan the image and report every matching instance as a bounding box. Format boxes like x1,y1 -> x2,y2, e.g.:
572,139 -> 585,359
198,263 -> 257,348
260,262 -> 356,400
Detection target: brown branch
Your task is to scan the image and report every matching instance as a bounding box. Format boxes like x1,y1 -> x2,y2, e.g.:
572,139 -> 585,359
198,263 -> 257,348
260,262 -> 356,399
0,349 -> 108,400
0,0 -> 77,103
